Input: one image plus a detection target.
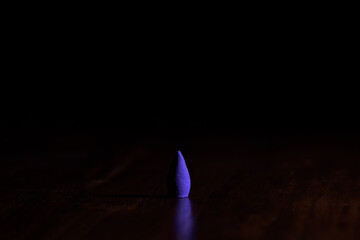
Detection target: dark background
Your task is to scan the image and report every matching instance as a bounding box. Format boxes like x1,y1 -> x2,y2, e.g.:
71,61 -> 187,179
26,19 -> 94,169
1,8 -> 360,239
2,9 -> 358,134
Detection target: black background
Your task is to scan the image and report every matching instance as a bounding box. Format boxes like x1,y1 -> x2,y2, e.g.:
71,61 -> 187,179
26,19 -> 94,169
1,6 -> 360,240
1,8 -> 359,146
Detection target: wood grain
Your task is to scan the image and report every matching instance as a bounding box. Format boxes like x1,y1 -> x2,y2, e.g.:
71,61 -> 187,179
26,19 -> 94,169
1,130 -> 360,239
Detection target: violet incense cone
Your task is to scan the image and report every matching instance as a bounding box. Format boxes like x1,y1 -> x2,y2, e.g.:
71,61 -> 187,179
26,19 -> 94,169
167,151 -> 191,198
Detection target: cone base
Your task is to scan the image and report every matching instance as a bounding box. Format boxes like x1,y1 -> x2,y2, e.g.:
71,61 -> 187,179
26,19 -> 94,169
176,195 -> 189,198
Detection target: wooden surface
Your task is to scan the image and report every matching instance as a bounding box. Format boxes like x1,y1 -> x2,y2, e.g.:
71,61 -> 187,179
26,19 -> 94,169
1,130 -> 360,240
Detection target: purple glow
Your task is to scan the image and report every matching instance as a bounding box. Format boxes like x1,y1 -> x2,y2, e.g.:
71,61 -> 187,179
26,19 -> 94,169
167,151 -> 191,198
174,198 -> 195,240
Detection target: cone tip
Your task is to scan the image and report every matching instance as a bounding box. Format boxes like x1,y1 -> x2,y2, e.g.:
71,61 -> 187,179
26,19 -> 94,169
177,150 -> 184,159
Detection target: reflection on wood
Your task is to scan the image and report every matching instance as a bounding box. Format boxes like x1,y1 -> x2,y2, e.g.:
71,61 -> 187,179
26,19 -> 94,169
0,131 -> 360,239
174,198 -> 195,240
